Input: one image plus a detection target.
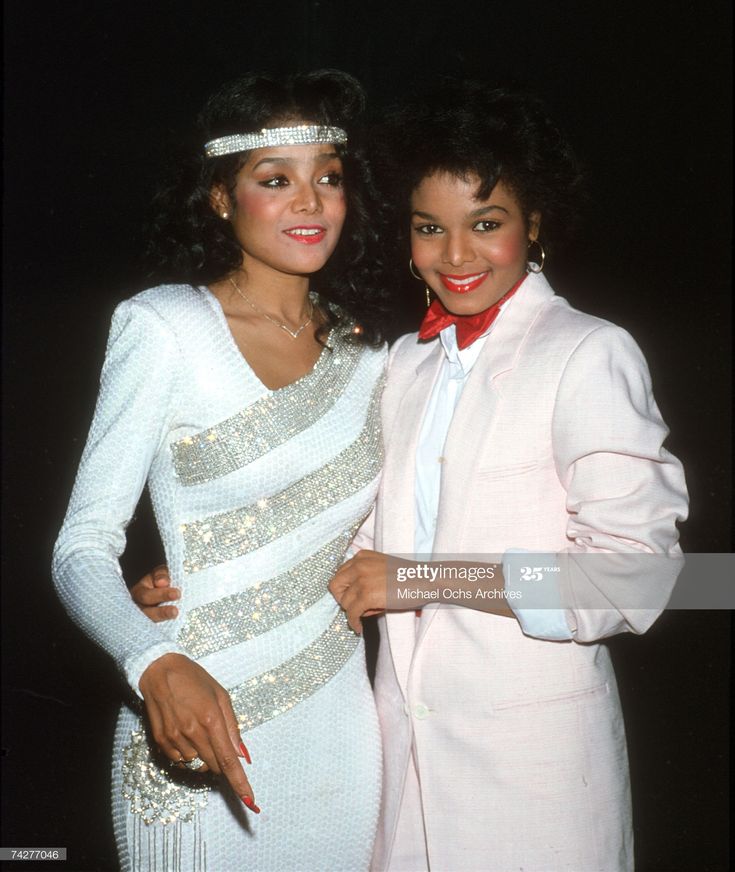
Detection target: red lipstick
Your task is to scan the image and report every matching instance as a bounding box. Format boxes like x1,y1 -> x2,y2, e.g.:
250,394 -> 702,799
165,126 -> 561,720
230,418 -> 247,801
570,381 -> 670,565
439,271 -> 490,294
283,225 -> 327,245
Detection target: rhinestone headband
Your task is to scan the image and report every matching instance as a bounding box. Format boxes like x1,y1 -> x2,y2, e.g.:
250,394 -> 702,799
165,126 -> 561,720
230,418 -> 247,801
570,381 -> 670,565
204,124 -> 348,158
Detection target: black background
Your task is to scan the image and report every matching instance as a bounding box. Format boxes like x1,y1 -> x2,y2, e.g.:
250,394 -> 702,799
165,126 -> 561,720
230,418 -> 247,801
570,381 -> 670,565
2,2 -> 731,870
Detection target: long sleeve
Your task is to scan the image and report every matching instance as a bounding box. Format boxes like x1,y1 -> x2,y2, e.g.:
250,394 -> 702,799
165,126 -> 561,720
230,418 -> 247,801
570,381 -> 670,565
52,299 -> 189,694
551,323 -> 689,641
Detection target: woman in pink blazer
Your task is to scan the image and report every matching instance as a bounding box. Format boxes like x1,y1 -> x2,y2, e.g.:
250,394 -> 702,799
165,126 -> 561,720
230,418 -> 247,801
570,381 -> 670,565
330,81 -> 688,871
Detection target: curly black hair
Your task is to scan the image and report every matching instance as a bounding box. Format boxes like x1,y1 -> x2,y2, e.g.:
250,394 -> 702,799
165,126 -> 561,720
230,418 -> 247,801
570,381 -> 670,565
145,69 -> 392,346
371,79 -> 585,264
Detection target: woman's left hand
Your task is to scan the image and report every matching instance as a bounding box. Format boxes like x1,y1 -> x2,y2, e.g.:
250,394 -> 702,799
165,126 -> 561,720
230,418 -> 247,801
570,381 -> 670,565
130,565 -> 180,622
329,549 -> 389,634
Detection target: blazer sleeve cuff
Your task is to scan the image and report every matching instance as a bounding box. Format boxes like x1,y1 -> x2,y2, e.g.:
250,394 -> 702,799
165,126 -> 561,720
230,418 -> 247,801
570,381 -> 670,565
503,549 -> 573,641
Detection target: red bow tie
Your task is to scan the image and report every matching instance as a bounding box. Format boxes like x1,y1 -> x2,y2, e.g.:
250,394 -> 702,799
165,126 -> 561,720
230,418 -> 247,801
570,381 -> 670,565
418,275 -> 527,349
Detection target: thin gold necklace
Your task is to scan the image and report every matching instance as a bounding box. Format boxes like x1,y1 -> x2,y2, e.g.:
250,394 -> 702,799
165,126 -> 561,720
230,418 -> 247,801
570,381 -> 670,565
228,276 -> 314,340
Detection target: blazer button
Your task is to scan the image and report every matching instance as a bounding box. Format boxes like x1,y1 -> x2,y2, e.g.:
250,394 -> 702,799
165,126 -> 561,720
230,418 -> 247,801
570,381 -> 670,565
413,703 -> 429,720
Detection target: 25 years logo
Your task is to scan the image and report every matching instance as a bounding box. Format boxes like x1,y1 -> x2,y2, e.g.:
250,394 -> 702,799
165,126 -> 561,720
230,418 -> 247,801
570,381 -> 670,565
519,566 -> 544,581
518,565 -> 560,581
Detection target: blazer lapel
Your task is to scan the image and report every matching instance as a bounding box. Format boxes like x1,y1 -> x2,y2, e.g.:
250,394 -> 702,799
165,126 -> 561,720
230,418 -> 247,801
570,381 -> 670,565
412,276 -> 555,645
379,340 -> 445,554
380,339 -> 445,692
432,273 -> 556,555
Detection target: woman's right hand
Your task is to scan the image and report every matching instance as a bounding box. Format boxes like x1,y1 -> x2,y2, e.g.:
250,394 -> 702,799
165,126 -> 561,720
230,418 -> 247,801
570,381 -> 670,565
139,653 -> 259,813
130,565 -> 180,622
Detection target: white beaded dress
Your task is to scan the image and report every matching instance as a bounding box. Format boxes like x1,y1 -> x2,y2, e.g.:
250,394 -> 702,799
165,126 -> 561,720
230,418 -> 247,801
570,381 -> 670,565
52,284 -> 386,872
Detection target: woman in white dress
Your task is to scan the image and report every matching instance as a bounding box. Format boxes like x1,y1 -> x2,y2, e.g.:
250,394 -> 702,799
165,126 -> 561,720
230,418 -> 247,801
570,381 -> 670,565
52,69 -> 390,872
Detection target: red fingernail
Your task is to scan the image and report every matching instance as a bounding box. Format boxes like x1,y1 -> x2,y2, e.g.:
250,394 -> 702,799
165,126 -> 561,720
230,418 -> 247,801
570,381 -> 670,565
239,742 -> 252,764
241,795 -> 260,813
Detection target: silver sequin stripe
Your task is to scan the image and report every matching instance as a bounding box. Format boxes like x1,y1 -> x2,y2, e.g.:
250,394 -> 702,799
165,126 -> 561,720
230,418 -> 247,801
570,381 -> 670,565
231,614 -> 359,732
121,615 -> 358,826
181,379 -> 383,574
170,333 -> 362,486
177,531 -> 358,659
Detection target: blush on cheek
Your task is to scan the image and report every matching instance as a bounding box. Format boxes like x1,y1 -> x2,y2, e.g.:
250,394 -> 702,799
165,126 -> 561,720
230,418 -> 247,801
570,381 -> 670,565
489,235 -> 526,265
235,188 -> 276,221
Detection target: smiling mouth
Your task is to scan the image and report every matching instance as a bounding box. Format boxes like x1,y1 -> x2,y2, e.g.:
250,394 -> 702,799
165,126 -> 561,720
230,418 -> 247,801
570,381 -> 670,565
284,226 -> 327,245
439,272 -> 489,293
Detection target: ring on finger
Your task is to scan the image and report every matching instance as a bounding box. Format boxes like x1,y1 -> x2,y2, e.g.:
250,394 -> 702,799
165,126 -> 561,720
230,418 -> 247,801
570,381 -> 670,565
183,756 -> 206,771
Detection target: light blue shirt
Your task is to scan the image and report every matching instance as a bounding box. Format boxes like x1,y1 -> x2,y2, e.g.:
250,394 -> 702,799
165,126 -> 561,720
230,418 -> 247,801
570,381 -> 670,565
413,303 -> 571,641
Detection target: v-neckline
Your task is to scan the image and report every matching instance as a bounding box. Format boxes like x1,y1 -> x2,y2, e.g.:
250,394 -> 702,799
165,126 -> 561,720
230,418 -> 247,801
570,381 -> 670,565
200,285 -> 335,394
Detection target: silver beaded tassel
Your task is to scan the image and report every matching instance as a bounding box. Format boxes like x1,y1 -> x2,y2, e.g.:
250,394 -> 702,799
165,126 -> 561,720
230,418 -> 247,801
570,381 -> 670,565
131,814 -> 207,872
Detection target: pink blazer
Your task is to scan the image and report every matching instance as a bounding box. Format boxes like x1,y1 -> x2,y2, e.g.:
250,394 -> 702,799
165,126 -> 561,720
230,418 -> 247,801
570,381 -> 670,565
365,273 -> 688,871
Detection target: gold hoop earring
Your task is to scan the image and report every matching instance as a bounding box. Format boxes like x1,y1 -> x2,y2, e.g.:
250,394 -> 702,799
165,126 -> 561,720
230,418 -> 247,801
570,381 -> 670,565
527,239 -> 546,273
410,259 -> 432,308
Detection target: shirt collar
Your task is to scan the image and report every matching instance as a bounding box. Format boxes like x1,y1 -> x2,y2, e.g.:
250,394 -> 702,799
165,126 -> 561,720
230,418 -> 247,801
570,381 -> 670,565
438,291 -> 517,376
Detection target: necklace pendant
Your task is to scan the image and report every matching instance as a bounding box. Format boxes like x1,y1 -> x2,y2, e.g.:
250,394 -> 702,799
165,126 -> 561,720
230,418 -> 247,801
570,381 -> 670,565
281,323 -> 304,339
280,315 -> 312,339
229,276 -> 314,340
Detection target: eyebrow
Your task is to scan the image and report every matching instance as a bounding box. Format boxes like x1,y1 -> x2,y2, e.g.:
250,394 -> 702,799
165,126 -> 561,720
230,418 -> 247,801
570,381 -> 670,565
251,151 -> 341,170
412,205 -> 510,220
